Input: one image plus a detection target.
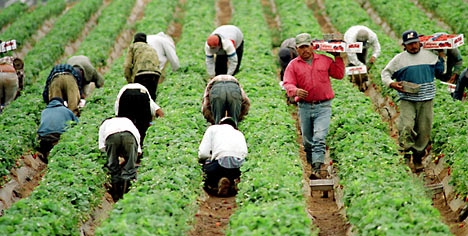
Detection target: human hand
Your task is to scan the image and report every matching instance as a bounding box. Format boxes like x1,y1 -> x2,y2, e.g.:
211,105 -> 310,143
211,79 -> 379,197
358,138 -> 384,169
296,88 -> 308,99
330,52 -> 341,57
156,109 -> 164,118
369,56 -> 376,64
390,81 -> 405,92
448,74 -> 458,84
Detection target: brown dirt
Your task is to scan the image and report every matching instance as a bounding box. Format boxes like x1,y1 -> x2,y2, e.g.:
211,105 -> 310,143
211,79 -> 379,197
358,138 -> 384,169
354,0 -> 399,41
215,0 -> 232,26
407,0 -> 453,33
188,193 -> 237,236
259,0 -> 281,46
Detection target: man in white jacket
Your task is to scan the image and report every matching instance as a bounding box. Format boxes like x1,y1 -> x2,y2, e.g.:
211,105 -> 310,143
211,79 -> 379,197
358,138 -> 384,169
344,25 -> 381,68
147,32 -> 180,72
198,117 -> 247,196
205,25 -> 244,78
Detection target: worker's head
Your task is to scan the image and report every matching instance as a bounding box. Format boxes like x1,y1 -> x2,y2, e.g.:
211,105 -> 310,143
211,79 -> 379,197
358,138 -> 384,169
207,35 -> 220,49
134,32 -> 147,43
50,97 -> 65,106
356,29 -> 369,43
402,30 -> 421,54
72,65 -> 84,80
295,33 -> 313,60
219,117 -> 237,129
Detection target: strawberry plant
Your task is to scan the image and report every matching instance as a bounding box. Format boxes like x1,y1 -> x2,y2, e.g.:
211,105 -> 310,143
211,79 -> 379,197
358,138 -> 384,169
0,2 -> 28,29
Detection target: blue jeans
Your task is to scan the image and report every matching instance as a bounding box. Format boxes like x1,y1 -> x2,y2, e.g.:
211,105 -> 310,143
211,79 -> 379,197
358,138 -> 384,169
298,100 -> 332,166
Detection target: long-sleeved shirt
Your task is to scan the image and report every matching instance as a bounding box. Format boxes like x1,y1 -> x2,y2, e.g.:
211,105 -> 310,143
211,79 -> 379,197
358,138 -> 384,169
205,25 -> 243,77
201,74 -> 250,124
42,64 -> 83,103
67,55 -> 104,90
381,49 -> 445,101
98,117 -> 141,153
123,42 -> 161,83
344,25 -> 381,66
198,124 -> 247,163
37,99 -> 79,136
283,53 -> 345,102
147,32 -> 180,72
114,83 -> 160,118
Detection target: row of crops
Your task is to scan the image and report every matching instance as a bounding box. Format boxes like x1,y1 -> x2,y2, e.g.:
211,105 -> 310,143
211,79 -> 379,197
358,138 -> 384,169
0,0 -> 467,234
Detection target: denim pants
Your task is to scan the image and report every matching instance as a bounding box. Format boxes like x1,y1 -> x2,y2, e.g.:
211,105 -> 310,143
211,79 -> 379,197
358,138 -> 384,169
298,100 -> 332,165
209,81 -> 242,124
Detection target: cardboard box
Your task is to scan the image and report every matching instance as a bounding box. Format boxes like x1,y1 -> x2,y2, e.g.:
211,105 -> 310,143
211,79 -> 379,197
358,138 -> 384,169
440,81 -> 456,93
0,40 -> 17,53
312,40 -> 363,53
420,34 -> 464,49
345,65 -> 367,75
401,81 -> 421,94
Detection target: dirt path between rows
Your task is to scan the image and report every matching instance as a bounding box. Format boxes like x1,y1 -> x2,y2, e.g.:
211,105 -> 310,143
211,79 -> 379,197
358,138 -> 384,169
310,0 -> 467,234
188,1 -> 237,236
407,0 -> 453,32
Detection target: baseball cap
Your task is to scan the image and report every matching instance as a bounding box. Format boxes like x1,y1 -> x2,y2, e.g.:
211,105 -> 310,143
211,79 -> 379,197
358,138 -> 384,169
296,33 -> 312,47
207,35 -> 219,47
356,29 -> 369,42
402,30 -> 420,45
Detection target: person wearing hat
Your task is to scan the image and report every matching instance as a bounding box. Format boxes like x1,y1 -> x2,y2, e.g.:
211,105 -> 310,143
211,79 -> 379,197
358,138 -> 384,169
278,38 -> 298,84
283,33 -> 344,180
381,30 -> 446,172
37,97 -> 79,163
42,64 -> 84,116
344,25 -> 381,68
66,55 -> 104,98
124,32 -> 161,101
205,25 -> 244,78
201,74 -> 250,126
198,116 -> 248,196
99,116 -> 141,201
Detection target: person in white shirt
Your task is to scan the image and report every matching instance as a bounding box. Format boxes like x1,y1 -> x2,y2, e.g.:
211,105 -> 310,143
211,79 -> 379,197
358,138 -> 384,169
115,83 -> 164,163
198,117 -> 248,196
99,117 -> 141,201
205,25 -> 244,78
147,32 -> 180,72
344,25 -> 381,68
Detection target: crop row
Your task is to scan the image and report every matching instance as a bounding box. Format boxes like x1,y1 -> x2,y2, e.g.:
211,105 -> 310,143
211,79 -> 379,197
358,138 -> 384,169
227,0 -> 314,235
0,0 -> 135,179
343,0 -> 468,197
0,2 -> 28,29
0,0 -> 66,53
0,0 -> 178,233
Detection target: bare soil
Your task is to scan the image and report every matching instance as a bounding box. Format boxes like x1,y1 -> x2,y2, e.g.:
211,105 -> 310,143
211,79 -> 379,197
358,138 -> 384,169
215,0 -> 232,26
406,0 -> 453,33
353,0 -> 399,41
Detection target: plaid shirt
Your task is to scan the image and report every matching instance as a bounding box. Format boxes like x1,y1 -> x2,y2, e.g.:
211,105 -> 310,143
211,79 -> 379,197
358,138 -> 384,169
42,64 -> 83,103
202,75 -> 250,124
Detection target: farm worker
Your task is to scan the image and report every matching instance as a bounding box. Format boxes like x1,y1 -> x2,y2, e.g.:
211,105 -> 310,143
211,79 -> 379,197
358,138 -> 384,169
283,33 -> 344,179
453,67 -> 468,101
278,38 -> 298,83
205,25 -> 244,78
0,59 -> 18,112
198,117 -> 247,196
124,32 -> 161,101
114,83 -> 164,163
430,33 -> 463,84
0,55 -> 24,99
66,55 -> 104,98
147,32 -> 180,72
202,74 -> 250,125
343,25 -> 381,68
99,116 -> 141,201
381,30 -> 445,172
42,64 -> 83,116
37,97 -> 79,163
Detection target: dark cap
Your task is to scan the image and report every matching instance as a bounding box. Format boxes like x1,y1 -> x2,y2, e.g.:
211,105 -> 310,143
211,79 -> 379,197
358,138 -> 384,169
219,116 -> 237,129
134,32 -> 147,43
50,96 -> 65,105
402,30 -> 420,45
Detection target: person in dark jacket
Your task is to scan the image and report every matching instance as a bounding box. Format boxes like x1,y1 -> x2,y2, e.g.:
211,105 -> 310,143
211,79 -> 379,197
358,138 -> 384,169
37,97 -> 79,163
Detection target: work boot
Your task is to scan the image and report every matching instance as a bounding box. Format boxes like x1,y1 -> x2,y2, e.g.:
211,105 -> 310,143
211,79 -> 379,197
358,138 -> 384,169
217,177 -> 230,196
413,151 -> 424,172
403,153 -> 412,166
309,163 -> 321,180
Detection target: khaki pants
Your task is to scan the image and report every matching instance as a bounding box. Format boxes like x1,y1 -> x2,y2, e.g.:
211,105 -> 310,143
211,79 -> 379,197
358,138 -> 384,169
0,72 -> 19,106
397,100 -> 433,152
49,74 -> 80,115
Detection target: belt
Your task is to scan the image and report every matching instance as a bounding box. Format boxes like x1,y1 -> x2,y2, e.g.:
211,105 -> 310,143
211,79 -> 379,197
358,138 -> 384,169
304,99 -> 330,104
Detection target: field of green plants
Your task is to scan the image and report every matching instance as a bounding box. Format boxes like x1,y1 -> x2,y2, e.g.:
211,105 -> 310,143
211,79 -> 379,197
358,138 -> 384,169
0,0 -> 467,235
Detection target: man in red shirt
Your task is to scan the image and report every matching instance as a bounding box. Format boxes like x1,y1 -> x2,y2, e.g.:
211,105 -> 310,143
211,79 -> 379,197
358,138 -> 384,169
283,33 -> 345,179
